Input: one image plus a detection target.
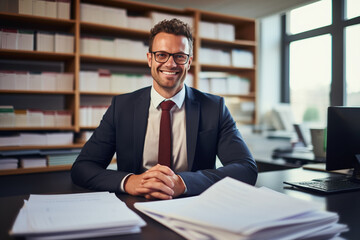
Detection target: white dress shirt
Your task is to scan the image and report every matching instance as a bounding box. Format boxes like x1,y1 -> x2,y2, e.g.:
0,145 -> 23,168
120,85 -> 188,192
142,86 -> 188,172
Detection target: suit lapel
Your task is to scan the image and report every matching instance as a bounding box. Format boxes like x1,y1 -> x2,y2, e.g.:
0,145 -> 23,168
133,88 -> 151,172
185,86 -> 200,171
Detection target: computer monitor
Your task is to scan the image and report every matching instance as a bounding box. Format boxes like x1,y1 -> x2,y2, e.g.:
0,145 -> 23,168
326,106 -> 360,180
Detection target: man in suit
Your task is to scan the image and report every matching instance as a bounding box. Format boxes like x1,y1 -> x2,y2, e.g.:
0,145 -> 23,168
71,19 -> 257,200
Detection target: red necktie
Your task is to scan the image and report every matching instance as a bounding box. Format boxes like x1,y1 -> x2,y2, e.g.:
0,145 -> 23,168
158,100 -> 175,168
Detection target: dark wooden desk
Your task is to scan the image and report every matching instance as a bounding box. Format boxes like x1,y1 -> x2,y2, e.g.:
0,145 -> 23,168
256,168 -> 360,240
1,169 -> 359,239
0,171 -> 184,240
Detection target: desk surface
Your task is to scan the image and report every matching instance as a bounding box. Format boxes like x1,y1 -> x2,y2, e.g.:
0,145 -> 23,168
1,168 -> 359,240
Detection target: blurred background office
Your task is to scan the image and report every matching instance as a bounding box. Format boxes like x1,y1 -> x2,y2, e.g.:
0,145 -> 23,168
0,0 -> 360,172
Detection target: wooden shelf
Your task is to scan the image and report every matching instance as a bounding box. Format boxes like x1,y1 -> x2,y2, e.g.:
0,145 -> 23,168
0,12 -> 75,32
0,158 -> 117,175
80,91 -> 122,96
80,54 -> 148,66
0,126 -> 75,131
0,90 -> 75,95
0,143 -> 84,152
1,1 -> 257,175
0,165 -> 72,176
200,64 -> 255,72
0,49 -> 75,61
80,21 -> 149,38
201,38 -> 256,49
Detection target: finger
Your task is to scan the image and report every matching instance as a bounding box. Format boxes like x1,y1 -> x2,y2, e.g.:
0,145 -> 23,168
146,192 -> 172,200
142,172 -> 175,188
146,164 -> 174,176
136,187 -> 172,200
138,181 -> 174,196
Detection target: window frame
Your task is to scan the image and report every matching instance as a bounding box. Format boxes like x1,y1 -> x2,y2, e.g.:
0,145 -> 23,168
281,0 -> 360,106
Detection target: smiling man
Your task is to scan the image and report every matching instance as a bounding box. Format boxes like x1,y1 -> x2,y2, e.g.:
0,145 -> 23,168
71,19 -> 258,200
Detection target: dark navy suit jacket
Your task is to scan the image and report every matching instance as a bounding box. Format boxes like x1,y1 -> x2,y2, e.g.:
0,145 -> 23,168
71,85 -> 257,196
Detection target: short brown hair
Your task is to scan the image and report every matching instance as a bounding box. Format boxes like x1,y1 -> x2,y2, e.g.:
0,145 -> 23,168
149,18 -> 193,56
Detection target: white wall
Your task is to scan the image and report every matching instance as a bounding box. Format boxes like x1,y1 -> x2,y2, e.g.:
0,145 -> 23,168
256,14 -> 282,128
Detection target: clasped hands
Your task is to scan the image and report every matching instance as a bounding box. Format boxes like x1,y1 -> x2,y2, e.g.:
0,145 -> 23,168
124,164 -> 185,200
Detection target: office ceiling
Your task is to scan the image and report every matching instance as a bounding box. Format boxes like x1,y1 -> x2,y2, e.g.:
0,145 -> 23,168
132,0 -> 316,19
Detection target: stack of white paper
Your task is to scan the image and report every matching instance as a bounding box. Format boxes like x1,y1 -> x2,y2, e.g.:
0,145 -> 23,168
0,158 -> 18,170
135,177 -> 348,240
17,30 -> 34,50
217,23 -> 235,41
54,33 -> 74,53
36,32 -> 54,52
0,105 -> 15,127
199,21 -> 217,39
32,0 -> 46,17
0,132 -> 74,146
231,49 -> 254,68
10,192 -> 146,239
0,134 -> 20,147
199,48 -> 231,66
79,105 -> 108,127
1,29 -> 18,50
1,0 -> 70,19
80,3 -> 127,27
47,152 -> 79,166
57,0 -> 71,19
20,157 -> 47,168
127,16 -> 152,31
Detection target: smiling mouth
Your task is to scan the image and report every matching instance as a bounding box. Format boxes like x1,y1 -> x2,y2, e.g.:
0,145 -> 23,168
160,70 -> 179,75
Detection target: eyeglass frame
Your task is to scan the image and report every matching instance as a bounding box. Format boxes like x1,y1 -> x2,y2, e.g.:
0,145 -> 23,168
150,51 -> 191,65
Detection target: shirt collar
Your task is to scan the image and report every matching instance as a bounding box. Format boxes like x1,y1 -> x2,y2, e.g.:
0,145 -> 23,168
151,85 -> 186,109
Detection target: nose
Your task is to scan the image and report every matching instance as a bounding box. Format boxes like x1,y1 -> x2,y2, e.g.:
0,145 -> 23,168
164,55 -> 177,67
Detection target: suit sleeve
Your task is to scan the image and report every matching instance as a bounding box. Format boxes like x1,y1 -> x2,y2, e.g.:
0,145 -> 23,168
71,97 -> 127,193
178,97 -> 258,196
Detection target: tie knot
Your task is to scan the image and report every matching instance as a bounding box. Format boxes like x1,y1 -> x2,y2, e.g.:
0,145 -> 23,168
160,100 -> 175,111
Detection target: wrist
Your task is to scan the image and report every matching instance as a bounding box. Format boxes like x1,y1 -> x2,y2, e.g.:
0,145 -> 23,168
175,175 -> 187,196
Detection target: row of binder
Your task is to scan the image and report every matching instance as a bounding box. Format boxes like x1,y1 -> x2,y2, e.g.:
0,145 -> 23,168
0,106 -> 72,128
199,72 -> 251,95
0,132 -> 74,147
0,71 -> 74,91
0,0 -> 70,19
79,106 -> 108,127
79,71 -> 151,93
0,29 -> 74,53
199,21 -> 236,41
199,48 -> 254,67
80,3 -> 193,30
80,37 -> 148,59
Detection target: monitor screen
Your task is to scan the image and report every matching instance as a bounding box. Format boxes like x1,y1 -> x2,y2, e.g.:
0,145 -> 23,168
326,107 -> 360,175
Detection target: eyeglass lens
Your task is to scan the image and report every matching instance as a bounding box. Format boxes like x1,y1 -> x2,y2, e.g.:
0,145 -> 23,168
153,52 -> 188,64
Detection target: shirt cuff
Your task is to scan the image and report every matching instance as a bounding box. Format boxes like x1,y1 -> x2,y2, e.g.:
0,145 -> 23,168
120,173 -> 133,192
178,175 -> 188,194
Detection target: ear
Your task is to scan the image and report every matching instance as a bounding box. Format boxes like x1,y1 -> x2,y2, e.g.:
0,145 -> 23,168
147,52 -> 152,67
187,56 -> 193,70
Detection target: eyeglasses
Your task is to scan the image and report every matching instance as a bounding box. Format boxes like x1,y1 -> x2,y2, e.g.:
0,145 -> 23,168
151,51 -> 190,65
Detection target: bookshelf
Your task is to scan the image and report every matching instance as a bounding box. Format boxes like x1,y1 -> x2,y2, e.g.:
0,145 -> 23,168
0,0 -> 257,175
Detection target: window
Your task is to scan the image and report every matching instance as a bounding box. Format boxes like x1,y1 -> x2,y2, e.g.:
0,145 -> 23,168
345,0 -> 360,20
282,0 -> 360,127
345,24 -> 360,106
289,35 -> 331,124
288,0 -> 332,34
